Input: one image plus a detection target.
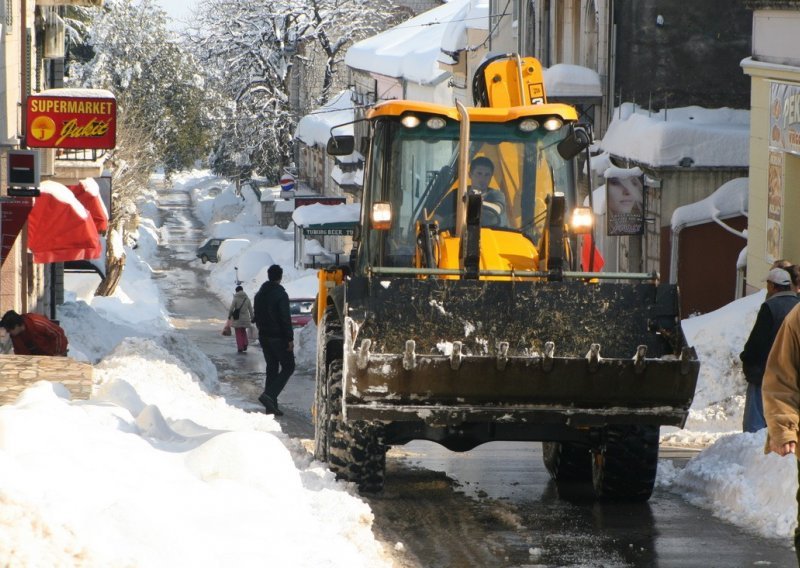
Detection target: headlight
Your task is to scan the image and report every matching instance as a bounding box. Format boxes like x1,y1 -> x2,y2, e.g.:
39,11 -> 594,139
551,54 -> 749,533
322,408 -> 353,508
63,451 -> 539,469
371,202 -> 392,230
570,207 -> 593,234
543,117 -> 563,131
401,115 -> 420,128
519,118 -> 539,132
426,117 -> 446,130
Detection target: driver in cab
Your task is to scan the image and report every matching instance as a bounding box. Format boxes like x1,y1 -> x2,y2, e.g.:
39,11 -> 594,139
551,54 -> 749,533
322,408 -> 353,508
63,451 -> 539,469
468,156 -> 507,226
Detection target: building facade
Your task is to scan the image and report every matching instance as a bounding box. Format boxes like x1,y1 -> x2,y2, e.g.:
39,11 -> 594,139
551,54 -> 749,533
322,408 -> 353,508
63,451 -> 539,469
742,2 -> 800,291
0,0 -> 105,320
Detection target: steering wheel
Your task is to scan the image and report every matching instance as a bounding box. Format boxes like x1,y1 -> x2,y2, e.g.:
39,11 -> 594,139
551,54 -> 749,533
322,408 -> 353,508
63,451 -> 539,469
480,203 -> 503,227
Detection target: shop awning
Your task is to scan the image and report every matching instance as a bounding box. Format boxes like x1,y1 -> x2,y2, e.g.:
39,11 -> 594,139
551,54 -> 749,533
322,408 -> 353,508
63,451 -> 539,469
69,177 -> 108,233
27,180 -> 102,263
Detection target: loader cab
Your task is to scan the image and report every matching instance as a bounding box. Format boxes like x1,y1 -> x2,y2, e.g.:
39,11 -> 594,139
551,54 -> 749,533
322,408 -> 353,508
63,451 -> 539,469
355,103 -> 582,274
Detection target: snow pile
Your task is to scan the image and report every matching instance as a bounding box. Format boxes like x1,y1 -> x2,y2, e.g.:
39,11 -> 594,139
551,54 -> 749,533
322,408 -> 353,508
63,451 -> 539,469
599,103 -> 750,168
15,170 -> 395,565
663,291 -> 763,441
0,342 -> 390,566
659,431 -> 798,539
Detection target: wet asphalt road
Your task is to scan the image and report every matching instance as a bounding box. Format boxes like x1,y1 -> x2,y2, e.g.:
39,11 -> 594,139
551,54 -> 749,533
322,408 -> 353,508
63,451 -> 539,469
150,179 -> 798,568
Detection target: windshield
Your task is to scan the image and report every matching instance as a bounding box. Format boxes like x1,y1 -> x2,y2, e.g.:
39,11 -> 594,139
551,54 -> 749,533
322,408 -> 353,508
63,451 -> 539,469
362,117 -> 577,268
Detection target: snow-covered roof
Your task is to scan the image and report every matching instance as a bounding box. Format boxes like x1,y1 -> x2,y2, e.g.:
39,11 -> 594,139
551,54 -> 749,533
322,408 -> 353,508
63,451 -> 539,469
331,165 -> 364,188
294,90 -> 354,147
292,203 -> 361,226
438,1 -> 489,65
345,0 -> 474,85
544,64 -> 602,98
671,177 -> 749,230
598,104 -> 750,168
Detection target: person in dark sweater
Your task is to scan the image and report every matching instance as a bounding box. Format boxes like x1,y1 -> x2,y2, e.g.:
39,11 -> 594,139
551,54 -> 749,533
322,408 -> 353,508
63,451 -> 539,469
740,266 -> 800,432
252,264 -> 294,416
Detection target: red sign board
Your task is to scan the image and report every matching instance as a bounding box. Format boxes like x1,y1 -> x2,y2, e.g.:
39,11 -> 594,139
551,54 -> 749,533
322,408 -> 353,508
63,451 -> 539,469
1,197 -> 33,262
294,196 -> 347,208
26,94 -> 117,149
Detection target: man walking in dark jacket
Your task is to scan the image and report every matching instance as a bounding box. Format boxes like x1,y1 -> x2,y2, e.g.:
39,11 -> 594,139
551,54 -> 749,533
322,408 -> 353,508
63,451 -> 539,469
740,266 -> 800,432
253,264 -> 295,416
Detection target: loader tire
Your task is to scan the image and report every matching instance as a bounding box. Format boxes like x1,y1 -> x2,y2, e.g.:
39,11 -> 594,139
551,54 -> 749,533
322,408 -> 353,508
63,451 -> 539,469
592,425 -> 659,502
313,308 -> 341,462
542,441 -> 593,500
322,360 -> 386,493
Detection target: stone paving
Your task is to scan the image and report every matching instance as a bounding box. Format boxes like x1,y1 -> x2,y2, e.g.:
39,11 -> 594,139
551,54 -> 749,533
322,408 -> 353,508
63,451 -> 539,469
0,355 -> 93,405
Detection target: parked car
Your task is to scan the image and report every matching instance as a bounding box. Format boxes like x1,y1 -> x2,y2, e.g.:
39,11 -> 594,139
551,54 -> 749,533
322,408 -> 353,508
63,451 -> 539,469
196,238 -> 224,263
289,298 -> 315,328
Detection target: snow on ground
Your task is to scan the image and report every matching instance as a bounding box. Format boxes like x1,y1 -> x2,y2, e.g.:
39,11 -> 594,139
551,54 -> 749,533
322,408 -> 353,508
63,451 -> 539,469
3,168 -> 797,562
0,170 -> 394,566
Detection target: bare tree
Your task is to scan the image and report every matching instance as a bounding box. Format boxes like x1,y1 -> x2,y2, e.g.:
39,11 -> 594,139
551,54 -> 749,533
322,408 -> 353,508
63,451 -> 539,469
95,107 -> 158,296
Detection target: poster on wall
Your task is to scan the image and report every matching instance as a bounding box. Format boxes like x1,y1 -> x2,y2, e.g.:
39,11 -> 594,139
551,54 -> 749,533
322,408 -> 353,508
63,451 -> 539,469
605,167 -> 645,236
766,150 -> 783,263
769,82 -> 800,156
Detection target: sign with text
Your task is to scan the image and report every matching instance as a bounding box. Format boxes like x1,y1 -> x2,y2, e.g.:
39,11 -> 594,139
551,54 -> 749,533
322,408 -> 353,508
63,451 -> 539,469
26,94 -> 117,149
303,224 -> 356,237
769,82 -> 800,156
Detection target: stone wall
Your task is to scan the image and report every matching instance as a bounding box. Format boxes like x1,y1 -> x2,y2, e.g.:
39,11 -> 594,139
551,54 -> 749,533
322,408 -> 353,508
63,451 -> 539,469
0,355 -> 93,405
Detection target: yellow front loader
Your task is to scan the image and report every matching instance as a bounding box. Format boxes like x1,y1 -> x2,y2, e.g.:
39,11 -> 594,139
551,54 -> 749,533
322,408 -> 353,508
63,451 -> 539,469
313,54 -> 699,501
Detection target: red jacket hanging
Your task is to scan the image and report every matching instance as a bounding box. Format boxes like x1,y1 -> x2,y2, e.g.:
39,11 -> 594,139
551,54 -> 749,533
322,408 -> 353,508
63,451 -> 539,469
10,313 -> 68,356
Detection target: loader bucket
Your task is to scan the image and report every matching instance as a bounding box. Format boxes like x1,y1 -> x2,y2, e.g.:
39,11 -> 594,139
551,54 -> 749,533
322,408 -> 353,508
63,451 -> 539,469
342,276 -> 699,428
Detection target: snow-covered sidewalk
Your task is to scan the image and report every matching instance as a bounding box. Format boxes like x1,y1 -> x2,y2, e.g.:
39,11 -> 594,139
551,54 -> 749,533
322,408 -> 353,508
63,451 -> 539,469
0,171 -> 394,566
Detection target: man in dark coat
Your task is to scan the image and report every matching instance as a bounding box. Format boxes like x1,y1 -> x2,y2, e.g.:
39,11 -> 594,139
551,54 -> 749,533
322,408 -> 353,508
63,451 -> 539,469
740,266 -> 800,432
253,264 -> 294,416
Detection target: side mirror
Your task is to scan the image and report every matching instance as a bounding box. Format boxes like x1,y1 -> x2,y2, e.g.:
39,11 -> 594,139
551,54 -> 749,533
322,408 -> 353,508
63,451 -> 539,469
326,135 -> 355,156
557,126 -> 591,160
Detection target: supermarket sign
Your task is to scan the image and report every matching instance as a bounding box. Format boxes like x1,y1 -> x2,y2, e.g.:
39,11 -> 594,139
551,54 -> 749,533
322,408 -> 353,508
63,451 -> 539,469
26,90 -> 116,149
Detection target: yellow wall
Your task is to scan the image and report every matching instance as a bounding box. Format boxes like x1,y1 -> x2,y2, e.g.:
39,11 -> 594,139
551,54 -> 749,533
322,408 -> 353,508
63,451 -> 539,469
742,63 -> 800,292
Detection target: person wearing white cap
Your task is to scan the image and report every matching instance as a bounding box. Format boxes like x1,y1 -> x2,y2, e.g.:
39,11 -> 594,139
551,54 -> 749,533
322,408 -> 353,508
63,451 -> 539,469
740,266 -> 799,432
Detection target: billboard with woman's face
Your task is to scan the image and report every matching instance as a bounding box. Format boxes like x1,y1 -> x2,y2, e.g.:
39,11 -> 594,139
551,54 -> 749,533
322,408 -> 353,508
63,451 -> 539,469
606,175 -> 645,236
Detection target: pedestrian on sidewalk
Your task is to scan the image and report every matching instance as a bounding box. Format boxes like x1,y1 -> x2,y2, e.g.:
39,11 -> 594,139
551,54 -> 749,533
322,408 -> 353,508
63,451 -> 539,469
762,302 -> 800,565
227,285 -> 254,353
741,267 -> 799,432
0,310 -> 68,356
253,264 -> 294,416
